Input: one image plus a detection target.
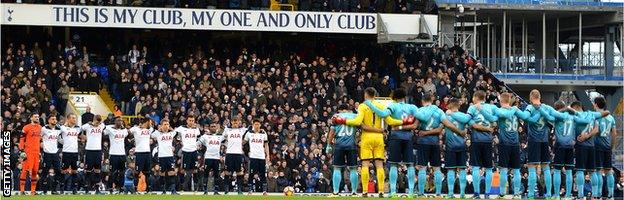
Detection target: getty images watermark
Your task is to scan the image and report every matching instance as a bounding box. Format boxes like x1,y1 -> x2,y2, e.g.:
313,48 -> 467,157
2,131 -> 11,197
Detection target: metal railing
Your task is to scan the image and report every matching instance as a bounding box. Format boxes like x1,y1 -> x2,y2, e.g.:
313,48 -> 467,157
434,0 -> 624,7
482,57 -> 624,80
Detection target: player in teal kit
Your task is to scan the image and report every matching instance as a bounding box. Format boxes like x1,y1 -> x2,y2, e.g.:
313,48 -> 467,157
593,97 -> 616,199
492,93 -> 540,198
524,90 -> 557,199
569,101 -> 609,199
326,104 -> 359,197
365,90 -> 461,197
411,93 -> 464,197
370,88 -> 419,197
541,101 -> 593,199
442,98 -> 471,199
466,90 -> 499,199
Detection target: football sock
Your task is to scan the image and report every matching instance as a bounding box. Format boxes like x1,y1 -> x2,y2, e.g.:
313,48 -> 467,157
565,170 -> 573,197
407,166 -> 415,195
528,167 -> 536,198
543,166 -> 552,197
434,169 -> 443,195
484,168 -> 492,195
607,171 -> 614,197
575,171 -> 584,197
349,168 -> 358,194
332,167 -> 342,194
361,166 -> 369,194
376,167 -> 385,193
513,169 -> 521,196
447,170 -> 456,196
472,166 -> 481,195
459,169 -> 467,197
418,168 -> 426,195
389,165 -> 398,195
553,169 -> 561,197
499,168 -> 508,195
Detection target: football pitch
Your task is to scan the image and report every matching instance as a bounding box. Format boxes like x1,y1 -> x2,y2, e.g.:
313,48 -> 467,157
5,194 -> 358,200
3,193 -> 476,199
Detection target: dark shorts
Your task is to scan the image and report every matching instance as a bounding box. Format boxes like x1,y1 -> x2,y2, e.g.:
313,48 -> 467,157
388,139 -> 415,164
182,151 -> 198,170
470,142 -> 493,168
225,154 -> 244,172
249,158 -> 266,180
417,144 -> 441,167
553,146 -> 575,169
42,152 -> 61,171
62,152 -> 79,170
595,149 -> 612,169
527,141 -> 551,164
135,152 -> 152,173
445,150 -> 467,168
109,155 -> 126,172
159,156 -> 176,172
204,159 -> 220,176
498,145 -> 521,169
575,146 -> 595,170
332,148 -> 358,167
84,150 -> 102,170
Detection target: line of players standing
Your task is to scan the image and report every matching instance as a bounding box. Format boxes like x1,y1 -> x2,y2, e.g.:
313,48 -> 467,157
18,113 -> 270,195
327,88 -> 616,199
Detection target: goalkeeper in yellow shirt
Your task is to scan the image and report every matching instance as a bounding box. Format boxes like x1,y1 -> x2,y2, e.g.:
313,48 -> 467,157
332,87 -> 414,198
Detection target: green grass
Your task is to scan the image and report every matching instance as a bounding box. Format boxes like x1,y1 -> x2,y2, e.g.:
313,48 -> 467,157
5,194 -> 360,200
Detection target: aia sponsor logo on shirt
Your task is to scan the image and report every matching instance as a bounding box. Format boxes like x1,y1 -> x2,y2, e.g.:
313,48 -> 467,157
114,134 -> 126,140
46,135 -> 58,140
229,133 -> 241,139
208,140 -> 221,145
184,133 -> 196,139
66,131 -> 80,137
141,130 -> 150,135
161,135 -> 174,141
90,128 -> 102,134
251,138 -> 263,143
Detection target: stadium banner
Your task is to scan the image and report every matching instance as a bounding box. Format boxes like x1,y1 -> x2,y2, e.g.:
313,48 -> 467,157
0,3 -> 425,34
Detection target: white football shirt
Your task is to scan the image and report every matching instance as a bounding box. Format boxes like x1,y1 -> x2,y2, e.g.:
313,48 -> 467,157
197,134 -> 224,159
245,131 -> 268,159
60,125 -> 81,153
104,125 -> 128,156
41,125 -> 61,154
82,123 -> 106,151
174,126 -> 200,152
130,126 -> 154,153
223,127 -> 247,155
151,130 -> 177,158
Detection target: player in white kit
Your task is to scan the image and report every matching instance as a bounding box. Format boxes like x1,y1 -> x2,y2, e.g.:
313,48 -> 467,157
151,119 -> 178,194
174,115 -> 201,192
40,115 -> 62,194
244,119 -> 270,195
129,118 -> 154,192
60,114 -> 81,194
197,122 -> 224,195
80,115 -> 106,194
103,117 -> 129,194
222,117 -> 248,194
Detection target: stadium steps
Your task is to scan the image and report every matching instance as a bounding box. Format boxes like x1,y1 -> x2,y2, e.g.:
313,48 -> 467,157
99,88 -> 116,112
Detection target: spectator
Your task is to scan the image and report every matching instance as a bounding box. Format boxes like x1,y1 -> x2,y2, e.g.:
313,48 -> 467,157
81,106 -> 94,125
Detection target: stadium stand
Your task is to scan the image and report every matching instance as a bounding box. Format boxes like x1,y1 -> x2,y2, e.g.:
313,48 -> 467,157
1,28 -> 532,194
1,0 -> 622,197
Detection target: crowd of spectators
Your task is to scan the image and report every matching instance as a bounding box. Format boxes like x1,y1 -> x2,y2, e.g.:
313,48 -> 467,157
2,0 -> 435,13
2,29 -> 621,196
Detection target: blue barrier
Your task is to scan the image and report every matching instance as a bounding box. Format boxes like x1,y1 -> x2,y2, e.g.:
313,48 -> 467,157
435,0 -> 624,7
